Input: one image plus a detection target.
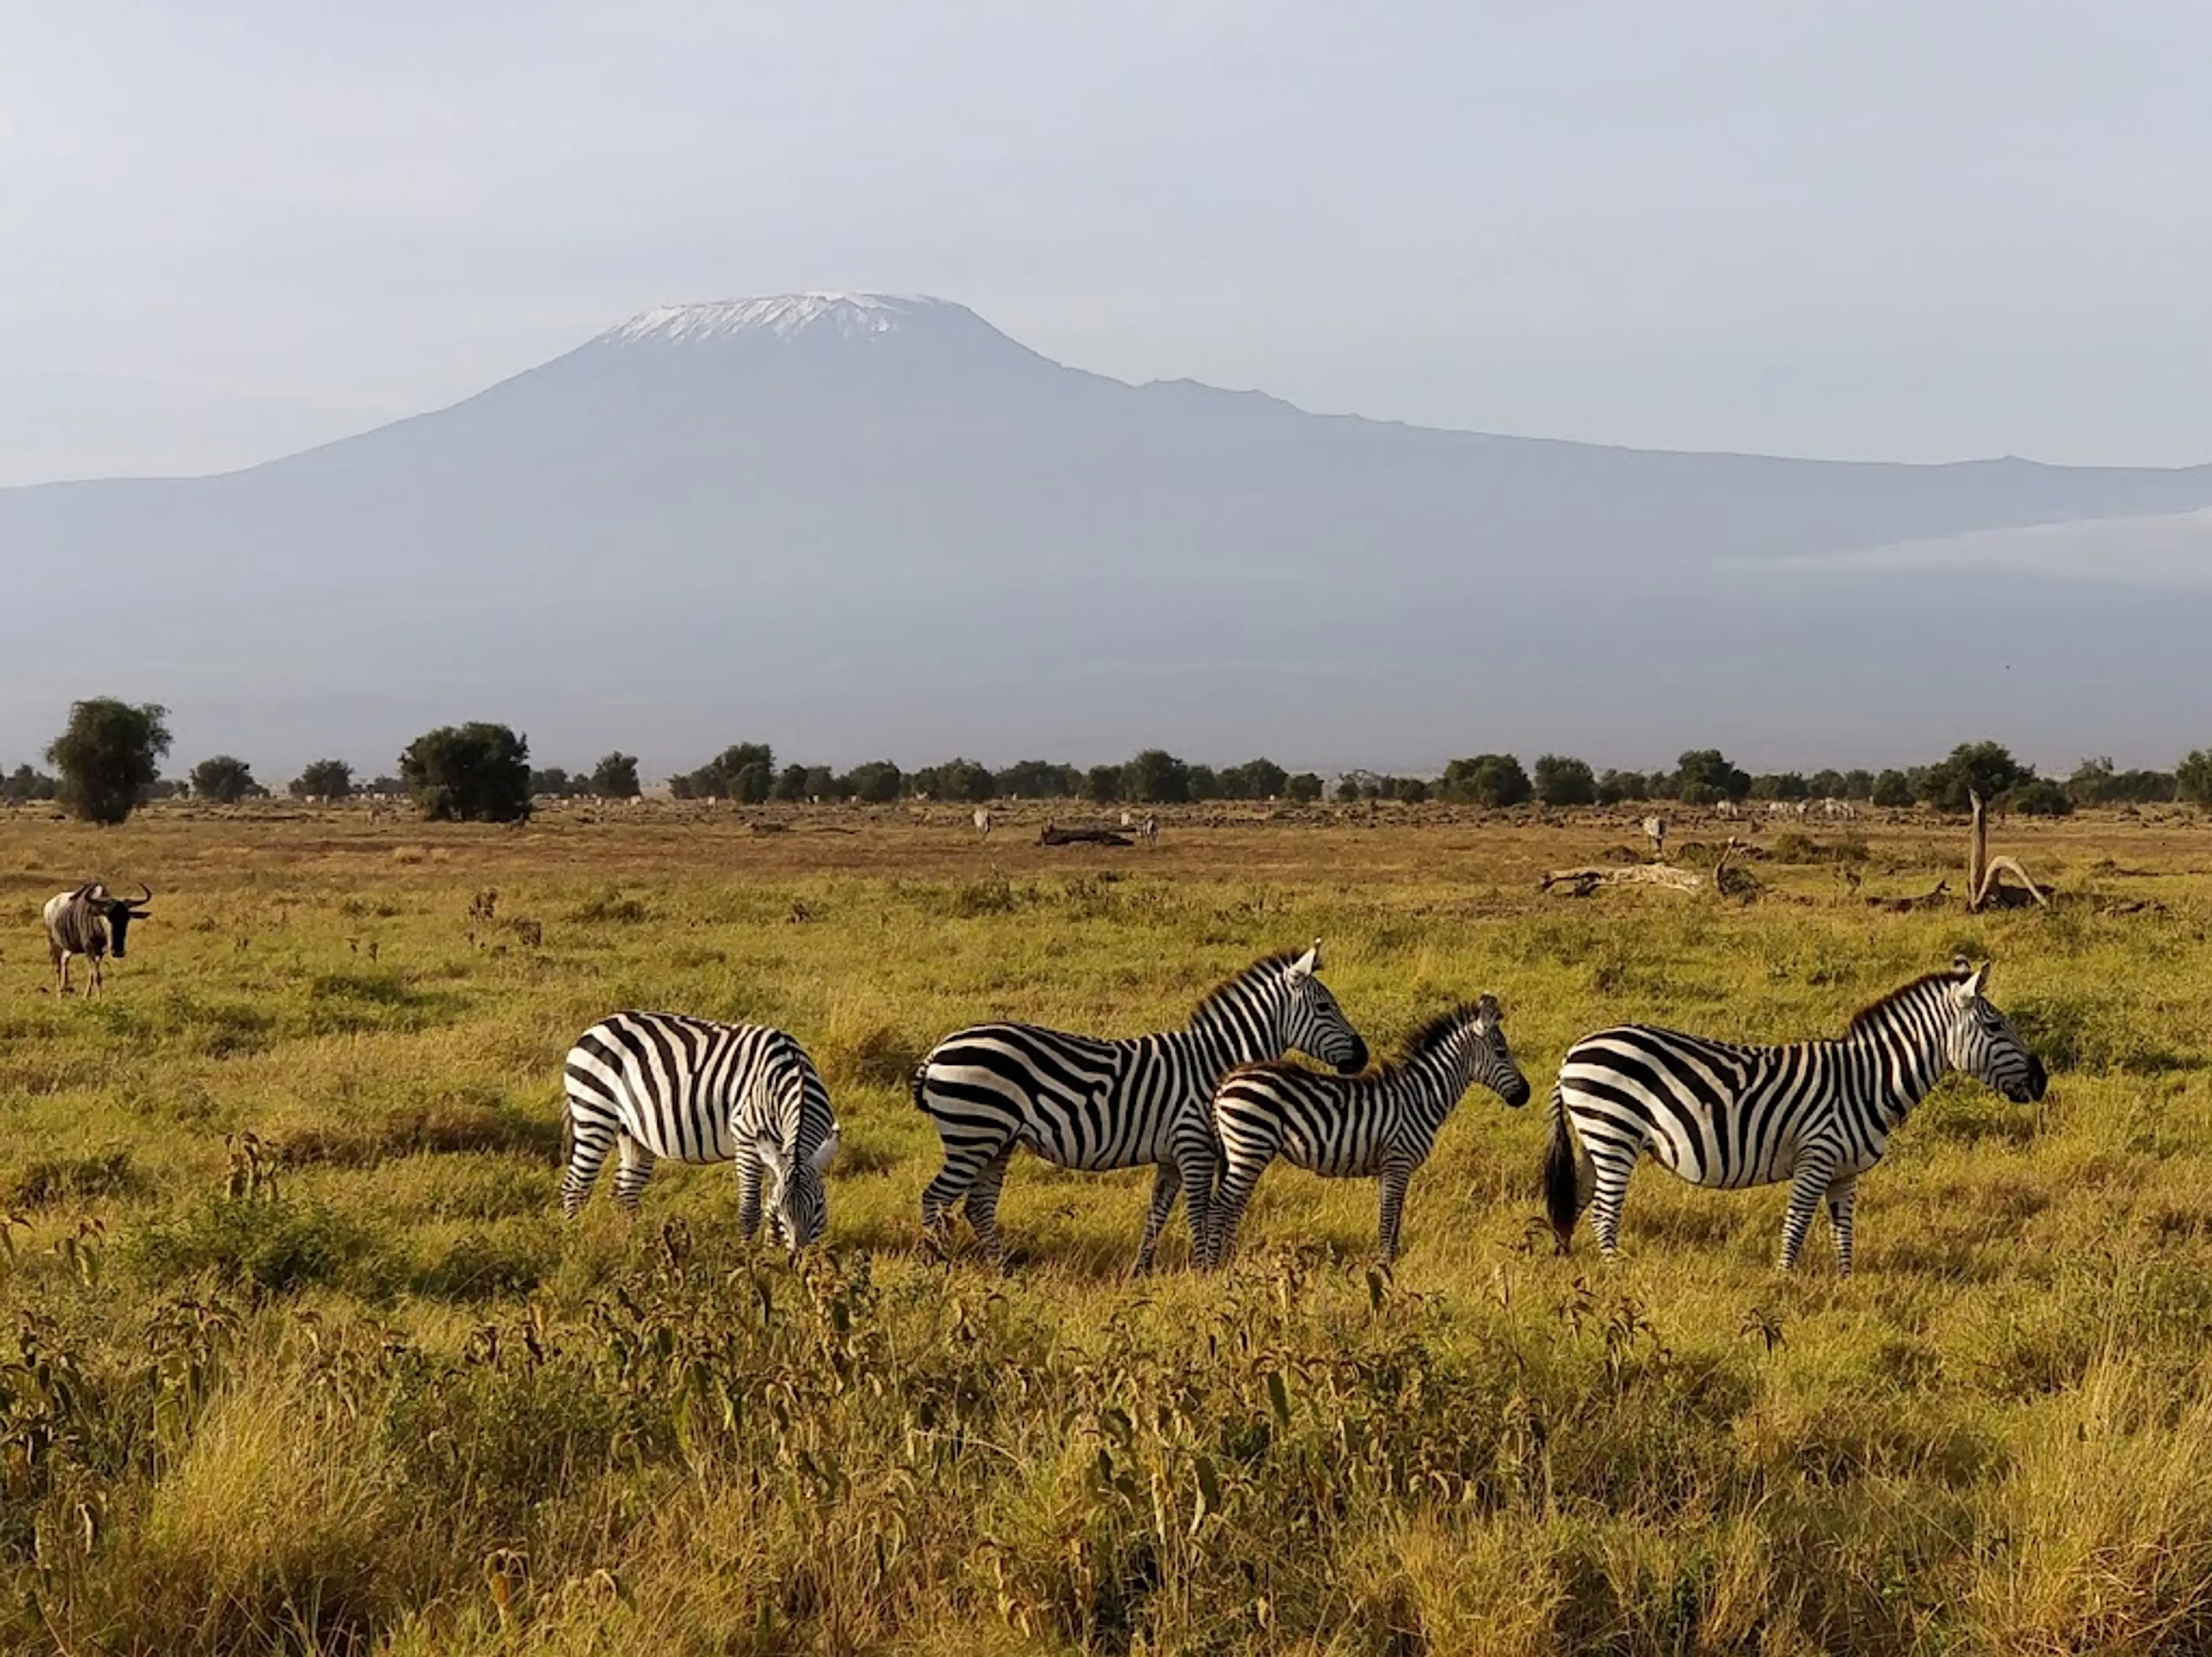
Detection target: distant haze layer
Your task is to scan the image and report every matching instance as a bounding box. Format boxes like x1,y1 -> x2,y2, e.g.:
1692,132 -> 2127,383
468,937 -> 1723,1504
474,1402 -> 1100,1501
5,293 -> 2210,780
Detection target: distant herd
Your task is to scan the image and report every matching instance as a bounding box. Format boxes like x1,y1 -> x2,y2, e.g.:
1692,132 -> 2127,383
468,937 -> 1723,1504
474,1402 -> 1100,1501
39,877 -> 2045,1276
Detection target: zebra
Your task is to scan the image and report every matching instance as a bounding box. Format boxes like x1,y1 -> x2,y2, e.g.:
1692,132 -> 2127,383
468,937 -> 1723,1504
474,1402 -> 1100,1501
910,942 -> 1369,1270
1206,995 -> 1531,1269
43,882 -> 153,996
974,808 -> 992,838
560,1012 -> 841,1248
1544,956 -> 2046,1276
1138,814 -> 1160,846
1640,815 -> 1668,860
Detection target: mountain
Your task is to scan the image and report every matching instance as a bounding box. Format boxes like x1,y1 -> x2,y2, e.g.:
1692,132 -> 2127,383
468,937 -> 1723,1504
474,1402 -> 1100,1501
6,292 -> 2212,777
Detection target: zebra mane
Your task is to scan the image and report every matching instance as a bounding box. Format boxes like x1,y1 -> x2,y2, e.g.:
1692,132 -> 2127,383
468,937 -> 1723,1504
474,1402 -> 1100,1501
1376,1002 -> 1486,1077
1187,949 -> 1306,1030
1843,969 -> 1964,1036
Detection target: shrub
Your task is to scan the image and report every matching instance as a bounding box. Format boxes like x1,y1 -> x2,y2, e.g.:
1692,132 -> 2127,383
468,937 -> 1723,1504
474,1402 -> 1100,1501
673,742 -> 774,801
1219,758 -> 1289,800
1872,769 -> 1915,808
1084,764 -> 1124,804
289,759 -> 353,799
1441,754 -> 1531,808
1,762 -> 59,802
46,697 -> 172,825
588,751 -> 641,798
398,722 -> 531,822
839,760 -> 903,803
1534,754 -> 1598,807
1919,740 -> 2032,814
2005,778 -> 2074,816
1124,749 -> 1191,804
997,759 -> 1080,799
1673,749 -> 1750,806
1285,771 -> 1323,803
2177,750 -> 2212,807
1749,771 -> 1809,801
131,1193 -> 387,1297
1596,769 -> 1651,805
190,755 -> 263,804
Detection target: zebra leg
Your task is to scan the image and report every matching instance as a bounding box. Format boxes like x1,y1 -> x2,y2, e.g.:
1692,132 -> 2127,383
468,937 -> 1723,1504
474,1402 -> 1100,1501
1132,1160 -> 1183,1276
560,1115 -> 619,1219
1207,1152 -> 1270,1271
961,1144 -> 1018,1270
1176,1137 -> 1219,1270
1777,1154 -> 1837,1271
611,1135 -> 657,1215
736,1149 -> 764,1241
1824,1174 -> 1860,1278
1376,1162 -> 1415,1267
1586,1145 -> 1639,1260
919,1126 -> 1012,1251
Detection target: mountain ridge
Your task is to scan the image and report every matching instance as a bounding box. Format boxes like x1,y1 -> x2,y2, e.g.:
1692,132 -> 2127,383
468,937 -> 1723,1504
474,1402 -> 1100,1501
5,293 -> 2211,774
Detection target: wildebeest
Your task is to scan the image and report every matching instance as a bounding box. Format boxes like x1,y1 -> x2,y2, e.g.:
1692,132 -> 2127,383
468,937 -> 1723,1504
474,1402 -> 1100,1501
43,882 -> 153,996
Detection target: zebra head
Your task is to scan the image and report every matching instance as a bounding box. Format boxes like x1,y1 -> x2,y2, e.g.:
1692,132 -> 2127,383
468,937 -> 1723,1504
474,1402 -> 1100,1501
1467,993 -> 1533,1108
753,1126 -> 839,1250
1943,958 -> 2047,1104
1280,941 -> 1370,1075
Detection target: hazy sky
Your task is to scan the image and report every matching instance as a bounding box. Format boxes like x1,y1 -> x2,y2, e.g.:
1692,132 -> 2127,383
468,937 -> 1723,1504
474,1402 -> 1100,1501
7,2 -> 2211,487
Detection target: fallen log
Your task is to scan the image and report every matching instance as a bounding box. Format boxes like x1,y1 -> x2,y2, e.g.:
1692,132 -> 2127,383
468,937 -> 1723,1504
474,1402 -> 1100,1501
1541,862 -> 1706,896
1967,790 -> 2050,911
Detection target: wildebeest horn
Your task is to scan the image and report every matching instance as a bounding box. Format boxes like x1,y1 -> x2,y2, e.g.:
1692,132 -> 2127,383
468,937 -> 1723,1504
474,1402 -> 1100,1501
126,883 -> 153,910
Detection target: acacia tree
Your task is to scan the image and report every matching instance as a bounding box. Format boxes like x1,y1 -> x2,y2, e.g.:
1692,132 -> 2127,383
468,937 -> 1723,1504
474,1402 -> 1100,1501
1441,754 -> 1531,808
2179,750 -> 2212,807
46,698 -> 172,826
291,759 -> 354,799
1533,754 -> 1597,807
190,755 -> 262,803
588,752 -> 641,799
399,722 -> 531,822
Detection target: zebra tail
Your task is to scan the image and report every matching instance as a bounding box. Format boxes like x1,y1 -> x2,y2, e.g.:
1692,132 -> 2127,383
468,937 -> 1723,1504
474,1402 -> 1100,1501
1543,1083 -> 1578,1254
909,1062 -> 930,1113
560,1104 -> 574,1171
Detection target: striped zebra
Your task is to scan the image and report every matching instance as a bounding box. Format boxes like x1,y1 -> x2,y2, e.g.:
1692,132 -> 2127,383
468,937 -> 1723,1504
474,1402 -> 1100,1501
910,943 -> 1369,1270
1207,995 -> 1531,1269
560,1012 -> 840,1248
1544,957 -> 2046,1275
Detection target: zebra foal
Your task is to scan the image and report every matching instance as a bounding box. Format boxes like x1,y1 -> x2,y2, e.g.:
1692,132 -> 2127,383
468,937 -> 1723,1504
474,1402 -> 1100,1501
561,1012 -> 840,1249
1207,996 -> 1531,1269
911,943 -> 1369,1270
1545,956 -> 2046,1275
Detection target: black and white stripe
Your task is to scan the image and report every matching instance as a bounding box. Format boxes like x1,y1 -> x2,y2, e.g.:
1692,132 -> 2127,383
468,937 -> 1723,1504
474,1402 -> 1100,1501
1544,956 -> 2048,1274
911,943 -> 1369,1270
1207,995 -> 1531,1268
561,1012 -> 840,1247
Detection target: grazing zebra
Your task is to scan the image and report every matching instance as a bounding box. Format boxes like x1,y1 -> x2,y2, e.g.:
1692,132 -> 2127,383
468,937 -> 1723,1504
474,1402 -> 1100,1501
43,882 -> 153,996
911,943 -> 1369,1270
560,1012 -> 840,1248
1138,814 -> 1160,846
1640,815 -> 1668,860
1544,957 -> 2046,1275
1207,996 -> 1531,1269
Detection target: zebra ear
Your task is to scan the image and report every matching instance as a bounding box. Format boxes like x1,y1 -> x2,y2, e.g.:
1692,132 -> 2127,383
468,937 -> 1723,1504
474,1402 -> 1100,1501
1950,954 -> 1974,979
1477,993 -> 1501,1023
1963,960 -> 1991,999
1290,939 -> 1321,978
809,1125 -> 840,1174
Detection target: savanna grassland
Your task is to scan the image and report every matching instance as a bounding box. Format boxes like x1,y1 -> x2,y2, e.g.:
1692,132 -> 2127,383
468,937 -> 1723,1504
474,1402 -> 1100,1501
3,799 -> 2211,1656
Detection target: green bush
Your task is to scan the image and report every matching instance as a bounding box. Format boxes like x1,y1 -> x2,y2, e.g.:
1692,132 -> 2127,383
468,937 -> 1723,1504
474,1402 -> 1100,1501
47,697 -> 172,825
399,722 -> 530,822
131,1193 -> 388,1297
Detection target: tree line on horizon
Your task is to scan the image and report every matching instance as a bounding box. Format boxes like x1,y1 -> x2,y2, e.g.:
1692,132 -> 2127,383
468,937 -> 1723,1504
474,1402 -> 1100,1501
12,698 -> 2212,827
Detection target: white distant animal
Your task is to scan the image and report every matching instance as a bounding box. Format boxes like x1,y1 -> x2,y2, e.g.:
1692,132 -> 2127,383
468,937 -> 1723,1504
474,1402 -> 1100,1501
974,808 -> 992,838
1138,815 -> 1160,846
1120,810 -> 1135,828
1640,815 -> 1667,860
1714,800 -> 1742,822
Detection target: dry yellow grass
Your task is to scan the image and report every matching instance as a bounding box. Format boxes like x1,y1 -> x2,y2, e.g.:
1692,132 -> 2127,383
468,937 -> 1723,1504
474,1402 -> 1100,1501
2,797 -> 2209,1654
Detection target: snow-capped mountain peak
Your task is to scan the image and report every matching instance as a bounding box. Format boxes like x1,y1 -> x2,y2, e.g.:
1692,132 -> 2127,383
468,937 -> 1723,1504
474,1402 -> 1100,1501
600,292 -> 962,346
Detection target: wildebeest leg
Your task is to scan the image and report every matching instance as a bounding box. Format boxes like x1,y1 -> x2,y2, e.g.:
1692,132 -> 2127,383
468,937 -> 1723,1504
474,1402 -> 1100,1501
52,943 -> 69,997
